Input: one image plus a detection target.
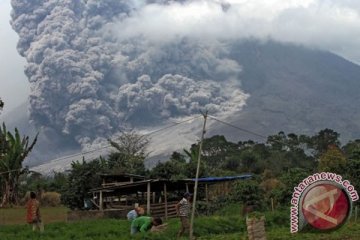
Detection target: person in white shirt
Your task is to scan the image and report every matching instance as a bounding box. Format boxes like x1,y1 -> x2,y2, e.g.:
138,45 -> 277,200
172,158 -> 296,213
127,206 -> 145,221
176,192 -> 192,238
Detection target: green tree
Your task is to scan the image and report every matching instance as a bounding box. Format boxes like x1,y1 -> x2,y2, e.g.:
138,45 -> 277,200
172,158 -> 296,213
62,158 -> 107,210
201,135 -> 238,171
267,131 -> 287,151
149,152 -> 188,179
342,140 -> 360,203
271,168 -> 311,206
318,145 -> 346,172
0,123 -> 38,206
310,129 -> 340,157
107,131 -> 148,175
342,139 -> 360,158
231,179 -> 265,210
18,171 -> 45,198
265,132 -> 315,173
19,171 -> 68,198
184,147 -> 208,177
237,142 -> 271,174
48,172 -> 68,193
239,149 -> 261,173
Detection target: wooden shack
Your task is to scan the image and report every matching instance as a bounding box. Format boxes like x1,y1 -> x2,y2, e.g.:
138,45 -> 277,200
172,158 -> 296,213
89,173 -> 252,220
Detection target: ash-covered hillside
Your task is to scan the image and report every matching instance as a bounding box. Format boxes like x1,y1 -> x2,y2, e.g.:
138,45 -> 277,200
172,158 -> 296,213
212,41 -> 360,142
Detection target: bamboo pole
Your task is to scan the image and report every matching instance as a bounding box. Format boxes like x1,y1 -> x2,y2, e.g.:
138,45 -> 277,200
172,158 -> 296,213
190,112 -> 208,240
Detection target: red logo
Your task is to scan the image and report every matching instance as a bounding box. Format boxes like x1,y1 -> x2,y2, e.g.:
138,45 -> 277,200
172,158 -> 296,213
301,183 -> 350,230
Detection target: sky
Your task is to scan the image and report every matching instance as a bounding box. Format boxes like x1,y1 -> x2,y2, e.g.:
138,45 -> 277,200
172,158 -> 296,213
1,0 -> 360,115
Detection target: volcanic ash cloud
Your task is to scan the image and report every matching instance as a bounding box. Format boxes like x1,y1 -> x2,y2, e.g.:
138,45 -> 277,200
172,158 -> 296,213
10,0 -> 249,147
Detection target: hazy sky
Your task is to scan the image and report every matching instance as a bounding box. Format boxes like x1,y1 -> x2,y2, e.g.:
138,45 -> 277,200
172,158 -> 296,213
1,0 -> 360,115
0,0 -> 29,115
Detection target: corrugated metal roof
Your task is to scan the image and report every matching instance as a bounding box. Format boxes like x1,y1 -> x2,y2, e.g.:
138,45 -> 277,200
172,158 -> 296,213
98,173 -> 145,179
187,174 -> 252,182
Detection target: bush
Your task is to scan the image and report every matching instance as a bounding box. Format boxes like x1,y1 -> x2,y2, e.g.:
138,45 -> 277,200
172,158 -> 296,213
41,192 -> 61,207
231,179 -> 265,211
264,209 -> 290,228
247,211 -> 265,220
197,195 -> 234,216
213,203 -> 243,217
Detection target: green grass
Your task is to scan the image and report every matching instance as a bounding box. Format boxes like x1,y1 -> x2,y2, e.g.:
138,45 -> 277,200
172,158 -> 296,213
266,222 -> 360,240
0,206 -> 359,239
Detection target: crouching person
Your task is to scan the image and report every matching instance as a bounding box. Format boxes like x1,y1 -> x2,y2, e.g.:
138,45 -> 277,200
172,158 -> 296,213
127,206 -> 145,221
130,216 -> 162,235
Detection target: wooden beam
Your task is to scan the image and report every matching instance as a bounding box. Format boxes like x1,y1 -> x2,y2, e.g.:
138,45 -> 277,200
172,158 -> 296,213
164,183 -> 168,220
147,182 -> 151,215
102,178 -> 106,187
99,191 -> 103,211
90,199 -> 100,209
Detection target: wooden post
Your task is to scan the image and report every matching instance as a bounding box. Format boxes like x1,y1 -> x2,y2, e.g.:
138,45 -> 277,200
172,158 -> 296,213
186,183 -> 189,193
190,111 -> 208,240
153,192 -> 156,204
147,182 -> 151,215
99,191 -> 103,211
205,184 -> 209,216
164,183 -> 168,220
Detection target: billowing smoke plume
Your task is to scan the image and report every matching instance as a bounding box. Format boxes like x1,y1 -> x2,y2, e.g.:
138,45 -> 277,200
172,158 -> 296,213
10,0 -> 248,147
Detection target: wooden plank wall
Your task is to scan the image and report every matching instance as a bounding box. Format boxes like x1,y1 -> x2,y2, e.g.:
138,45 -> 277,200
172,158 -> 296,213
148,201 -> 178,219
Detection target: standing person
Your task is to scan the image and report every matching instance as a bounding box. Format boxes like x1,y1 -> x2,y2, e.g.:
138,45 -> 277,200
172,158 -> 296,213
26,192 -> 43,232
130,216 -> 162,235
176,192 -> 192,238
127,206 -> 145,221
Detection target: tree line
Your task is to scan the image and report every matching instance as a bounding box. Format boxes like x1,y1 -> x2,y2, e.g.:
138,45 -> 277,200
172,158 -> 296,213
59,129 -> 360,210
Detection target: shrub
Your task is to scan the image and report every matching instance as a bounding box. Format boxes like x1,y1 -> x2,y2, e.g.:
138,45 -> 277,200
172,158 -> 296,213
264,210 -> 290,228
41,192 -> 61,207
231,179 -> 265,211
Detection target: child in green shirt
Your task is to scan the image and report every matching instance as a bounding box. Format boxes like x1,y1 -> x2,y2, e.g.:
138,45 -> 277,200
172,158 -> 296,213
131,216 -> 162,235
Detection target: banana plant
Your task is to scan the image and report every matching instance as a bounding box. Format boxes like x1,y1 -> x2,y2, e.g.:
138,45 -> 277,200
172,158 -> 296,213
0,123 -> 38,206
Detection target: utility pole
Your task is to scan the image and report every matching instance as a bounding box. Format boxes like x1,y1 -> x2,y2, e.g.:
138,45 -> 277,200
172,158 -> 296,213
189,111 -> 208,240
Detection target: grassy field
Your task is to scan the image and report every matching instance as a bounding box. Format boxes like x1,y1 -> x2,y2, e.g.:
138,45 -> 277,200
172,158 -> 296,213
0,206 -> 68,225
0,206 -> 359,239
